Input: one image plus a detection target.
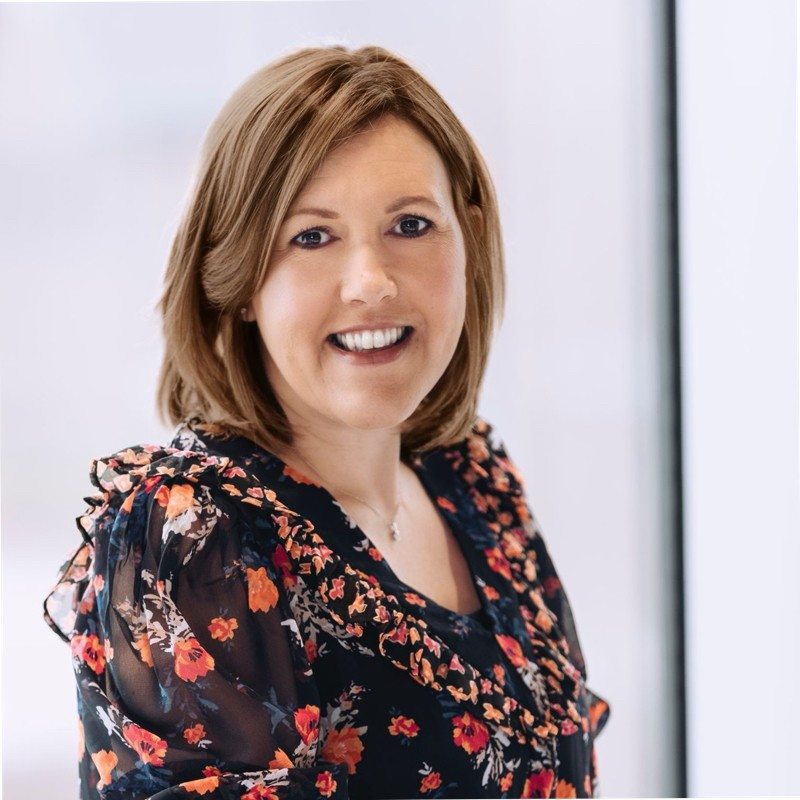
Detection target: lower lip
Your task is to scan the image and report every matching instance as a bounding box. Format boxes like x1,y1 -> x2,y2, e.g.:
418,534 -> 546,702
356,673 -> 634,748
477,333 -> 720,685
327,329 -> 415,365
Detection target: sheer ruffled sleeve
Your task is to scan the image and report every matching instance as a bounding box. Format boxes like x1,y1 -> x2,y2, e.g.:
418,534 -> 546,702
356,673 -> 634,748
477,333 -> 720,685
43,450 -> 349,800
469,417 -> 611,742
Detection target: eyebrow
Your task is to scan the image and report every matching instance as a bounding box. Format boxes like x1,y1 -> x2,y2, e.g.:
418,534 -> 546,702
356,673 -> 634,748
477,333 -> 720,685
286,194 -> 443,220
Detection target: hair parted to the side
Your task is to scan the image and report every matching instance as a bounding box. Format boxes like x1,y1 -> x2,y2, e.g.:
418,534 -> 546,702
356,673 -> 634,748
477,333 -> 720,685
155,44 -> 505,459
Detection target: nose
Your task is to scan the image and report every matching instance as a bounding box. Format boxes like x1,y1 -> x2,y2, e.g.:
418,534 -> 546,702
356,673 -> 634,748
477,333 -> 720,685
338,241 -> 398,306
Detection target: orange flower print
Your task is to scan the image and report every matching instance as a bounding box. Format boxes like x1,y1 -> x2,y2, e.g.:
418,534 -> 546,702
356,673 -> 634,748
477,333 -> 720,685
483,585 -> 500,601
329,577 -> 345,600
241,786 -> 280,800
492,663 -> 506,686
495,634 -> 527,668
589,697 -> 610,734
315,770 -> 338,798
90,749 -> 117,788
178,776 -> 220,794
269,748 -> 294,769
500,533 -> 524,560
283,463 -> 317,485
320,727 -> 364,775
500,772 -> 514,791
122,723 -> 168,766
294,705 -> 320,746
133,633 -> 154,667
154,483 -> 170,508
120,487 -> 138,514
202,765 -> 223,777
541,657 -> 563,680
556,778 -> 577,797
420,771 -> 442,793
348,591 -> 367,615
436,495 -> 457,513
367,547 -> 383,561
535,608 -> 553,633
481,702 -> 504,723
422,633 -> 442,658
304,637 -> 318,664
484,547 -> 512,580
451,712 -> 489,754
388,715 -> 420,738
521,769 -> 555,799
560,718 -> 578,736
174,637 -> 215,682
182,723 -> 206,745
498,509 -> 515,528
404,592 -> 427,607
169,483 -> 196,519
208,616 -> 238,642
247,567 -> 279,613
71,633 -> 105,675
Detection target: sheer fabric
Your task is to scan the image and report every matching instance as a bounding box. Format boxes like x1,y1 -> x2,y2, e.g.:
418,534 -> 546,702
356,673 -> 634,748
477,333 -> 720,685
43,416 -> 609,799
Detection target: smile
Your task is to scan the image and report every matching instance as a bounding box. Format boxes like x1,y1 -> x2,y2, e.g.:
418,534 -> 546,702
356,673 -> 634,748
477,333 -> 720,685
326,326 -> 414,365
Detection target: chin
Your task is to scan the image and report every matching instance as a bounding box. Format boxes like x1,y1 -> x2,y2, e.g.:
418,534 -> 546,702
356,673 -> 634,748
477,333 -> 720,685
329,402 -> 418,432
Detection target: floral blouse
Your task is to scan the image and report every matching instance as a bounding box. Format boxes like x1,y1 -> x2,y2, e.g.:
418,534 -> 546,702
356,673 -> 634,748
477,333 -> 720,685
43,415 -> 610,799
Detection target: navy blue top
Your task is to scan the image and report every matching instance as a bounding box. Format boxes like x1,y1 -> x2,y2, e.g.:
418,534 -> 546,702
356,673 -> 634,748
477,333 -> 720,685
43,415 -> 609,799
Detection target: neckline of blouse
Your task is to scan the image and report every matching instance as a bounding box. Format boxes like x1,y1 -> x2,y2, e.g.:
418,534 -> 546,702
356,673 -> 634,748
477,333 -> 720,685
169,416 -> 579,766
248,435 -> 496,625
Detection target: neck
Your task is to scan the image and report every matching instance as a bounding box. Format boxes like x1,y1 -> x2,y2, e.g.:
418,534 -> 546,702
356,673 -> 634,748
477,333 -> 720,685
273,432 -> 409,521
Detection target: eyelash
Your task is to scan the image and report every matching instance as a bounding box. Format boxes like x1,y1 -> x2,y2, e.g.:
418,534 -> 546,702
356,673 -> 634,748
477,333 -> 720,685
290,213 -> 435,250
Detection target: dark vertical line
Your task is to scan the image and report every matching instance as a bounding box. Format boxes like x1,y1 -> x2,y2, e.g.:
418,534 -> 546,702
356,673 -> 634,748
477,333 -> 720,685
664,0 -> 688,795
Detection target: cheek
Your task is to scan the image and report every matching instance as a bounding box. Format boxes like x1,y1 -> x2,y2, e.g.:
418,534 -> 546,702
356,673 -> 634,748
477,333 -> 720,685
424,256 -> 467,322
253,273 -> 329,353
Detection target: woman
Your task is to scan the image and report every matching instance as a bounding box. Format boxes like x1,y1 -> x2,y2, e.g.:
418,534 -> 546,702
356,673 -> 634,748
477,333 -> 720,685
43,45 -> 609,799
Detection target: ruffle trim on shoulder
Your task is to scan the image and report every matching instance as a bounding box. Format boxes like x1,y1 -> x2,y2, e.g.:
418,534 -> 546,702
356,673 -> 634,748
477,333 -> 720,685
42,435 -> 232,644
451,416 -> 613,743
585,687 -> 611,738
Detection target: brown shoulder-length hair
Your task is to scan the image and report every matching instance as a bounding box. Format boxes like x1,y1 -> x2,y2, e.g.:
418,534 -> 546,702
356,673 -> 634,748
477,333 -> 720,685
155,44 -> 505,460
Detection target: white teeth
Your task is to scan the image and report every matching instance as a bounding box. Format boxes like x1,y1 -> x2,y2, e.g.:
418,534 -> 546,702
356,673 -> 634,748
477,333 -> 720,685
334,326 -> 406,352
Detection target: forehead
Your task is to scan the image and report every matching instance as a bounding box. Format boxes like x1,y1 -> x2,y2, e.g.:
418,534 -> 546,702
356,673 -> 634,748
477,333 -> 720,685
295,116 -> 451,200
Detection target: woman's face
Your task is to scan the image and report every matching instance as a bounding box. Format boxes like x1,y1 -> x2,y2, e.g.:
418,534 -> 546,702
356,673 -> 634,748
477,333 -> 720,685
245,114 -> 470,436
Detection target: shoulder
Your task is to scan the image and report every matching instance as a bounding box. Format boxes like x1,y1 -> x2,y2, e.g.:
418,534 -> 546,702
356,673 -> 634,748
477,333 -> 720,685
76,428 -> 233,547
80,416 -> 269,513
460,414 -> 526,500
45,421 -> 278,635
456,415 -> 546,546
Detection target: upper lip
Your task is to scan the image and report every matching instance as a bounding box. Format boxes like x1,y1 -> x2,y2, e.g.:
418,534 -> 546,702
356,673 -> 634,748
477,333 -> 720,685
330,322 -> 413,336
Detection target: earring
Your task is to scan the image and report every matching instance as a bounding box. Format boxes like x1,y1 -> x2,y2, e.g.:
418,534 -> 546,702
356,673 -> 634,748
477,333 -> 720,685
240,307 -> 249,321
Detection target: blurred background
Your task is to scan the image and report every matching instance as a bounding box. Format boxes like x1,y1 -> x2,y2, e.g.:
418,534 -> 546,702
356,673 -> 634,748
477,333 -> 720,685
1,0 -> 797,796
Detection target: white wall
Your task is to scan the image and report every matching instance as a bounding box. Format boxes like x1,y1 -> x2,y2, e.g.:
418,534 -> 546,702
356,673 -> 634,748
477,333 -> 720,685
677,1 -> 800,795
0,2 -> 672,795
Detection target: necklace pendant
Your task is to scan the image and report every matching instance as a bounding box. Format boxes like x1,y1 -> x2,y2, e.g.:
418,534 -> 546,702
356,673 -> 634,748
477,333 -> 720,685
390,521 -> 401,541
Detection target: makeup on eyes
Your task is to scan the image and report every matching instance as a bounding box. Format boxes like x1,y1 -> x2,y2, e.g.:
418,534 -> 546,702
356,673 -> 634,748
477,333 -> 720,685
289,212 -> 435,249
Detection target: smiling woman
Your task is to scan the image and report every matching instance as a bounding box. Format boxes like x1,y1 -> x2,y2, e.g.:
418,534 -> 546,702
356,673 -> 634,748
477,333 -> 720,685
241,113 -> 477,450
42,44 -> 609,799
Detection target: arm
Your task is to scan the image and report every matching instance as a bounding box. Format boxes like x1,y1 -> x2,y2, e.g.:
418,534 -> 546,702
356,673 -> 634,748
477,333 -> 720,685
45,464 -> 349,800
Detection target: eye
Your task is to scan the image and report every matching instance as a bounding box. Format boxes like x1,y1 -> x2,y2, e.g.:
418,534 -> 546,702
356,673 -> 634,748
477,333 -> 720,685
391,214 -> 433,238
291,226 -> 334,250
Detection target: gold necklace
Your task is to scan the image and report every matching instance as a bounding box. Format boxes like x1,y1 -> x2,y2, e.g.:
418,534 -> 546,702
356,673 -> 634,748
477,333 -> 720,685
290,449 -> 404,542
